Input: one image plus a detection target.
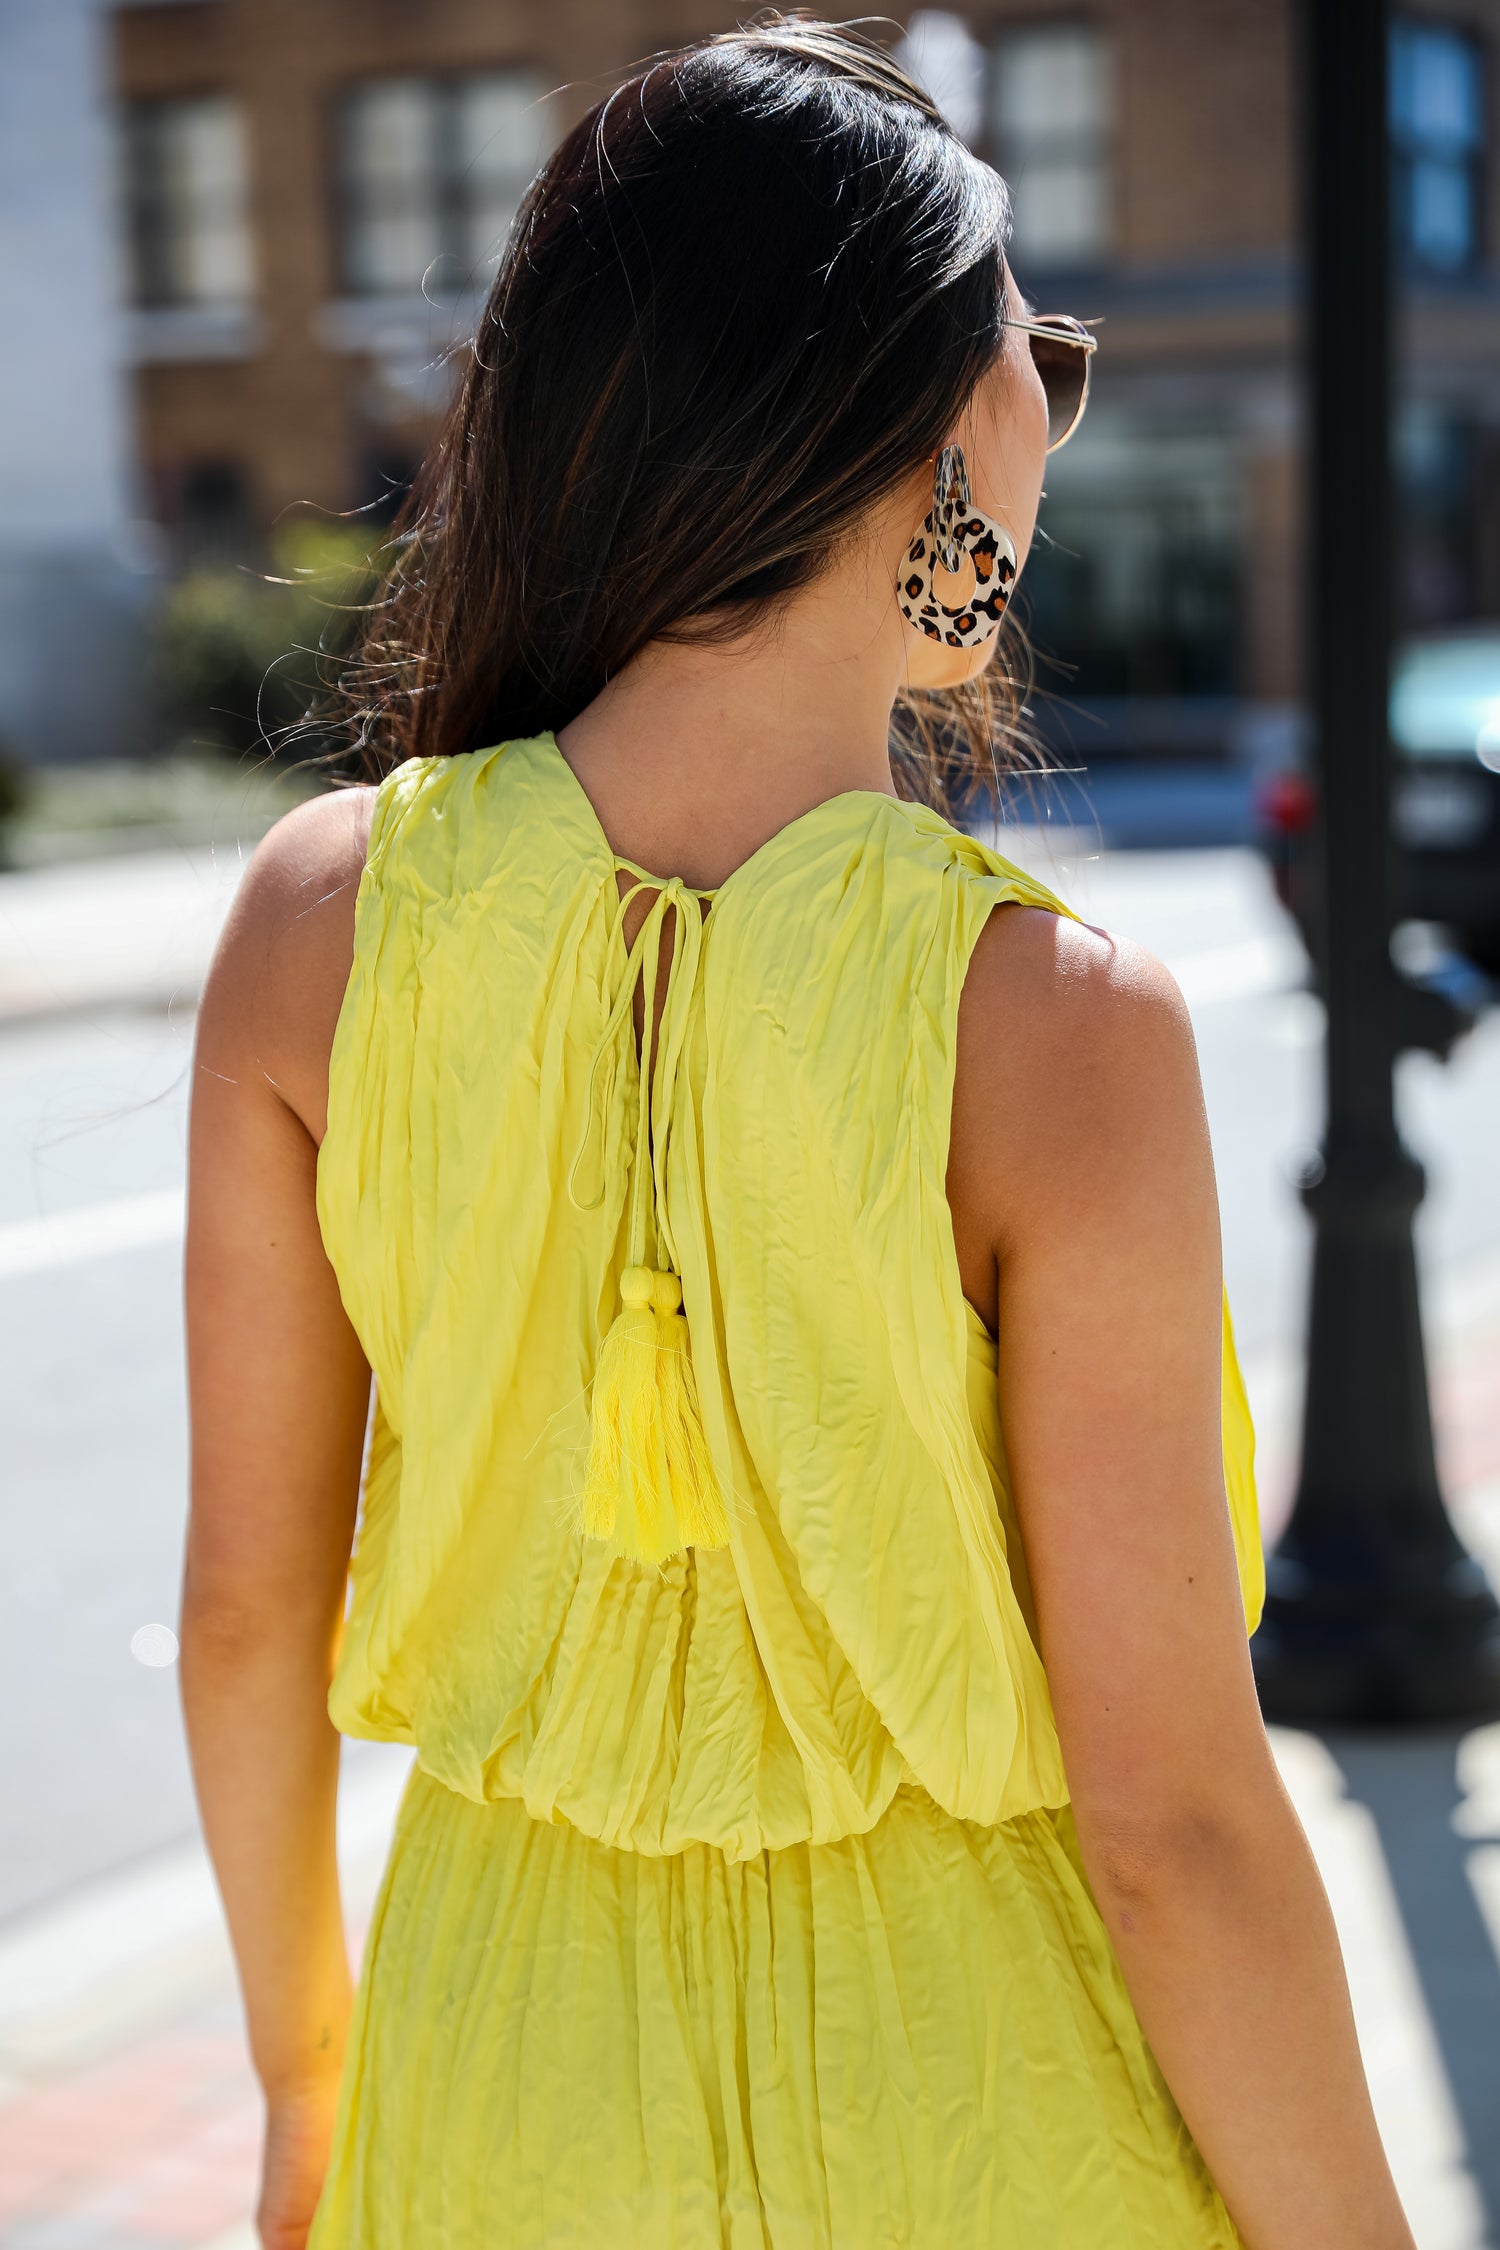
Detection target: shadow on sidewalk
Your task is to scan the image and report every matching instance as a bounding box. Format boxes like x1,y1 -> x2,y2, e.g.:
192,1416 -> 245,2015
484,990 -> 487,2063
1326,1726 -> 1500,2243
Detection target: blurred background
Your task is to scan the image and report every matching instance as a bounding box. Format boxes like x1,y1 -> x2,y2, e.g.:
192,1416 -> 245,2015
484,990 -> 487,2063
0,3 -> 1497,2247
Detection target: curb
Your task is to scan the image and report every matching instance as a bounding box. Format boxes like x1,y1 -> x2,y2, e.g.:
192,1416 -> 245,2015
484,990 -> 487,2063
0,1747 -> 413,2100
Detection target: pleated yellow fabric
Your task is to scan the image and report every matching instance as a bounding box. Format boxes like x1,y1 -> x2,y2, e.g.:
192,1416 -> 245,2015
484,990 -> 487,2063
309,734 -> 1261,2248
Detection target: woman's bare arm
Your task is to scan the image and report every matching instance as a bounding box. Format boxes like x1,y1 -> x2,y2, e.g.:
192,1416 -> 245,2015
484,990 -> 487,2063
183,788 -> 373,2250
949,905 -> 1413,2250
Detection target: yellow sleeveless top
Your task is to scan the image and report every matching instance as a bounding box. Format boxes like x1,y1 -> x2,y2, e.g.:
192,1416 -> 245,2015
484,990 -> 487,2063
316,732 -> 1263,1863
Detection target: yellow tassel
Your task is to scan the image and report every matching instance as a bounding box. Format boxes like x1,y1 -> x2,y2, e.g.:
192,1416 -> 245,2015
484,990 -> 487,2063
580,1266 -> 731,1565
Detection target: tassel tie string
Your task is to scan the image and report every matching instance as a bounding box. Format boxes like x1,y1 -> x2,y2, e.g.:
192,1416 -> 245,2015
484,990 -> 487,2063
566,873 -> 730,1565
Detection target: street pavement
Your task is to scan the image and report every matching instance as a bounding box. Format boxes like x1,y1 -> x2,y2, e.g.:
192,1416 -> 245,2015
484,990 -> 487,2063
1,824 -> 1498,2248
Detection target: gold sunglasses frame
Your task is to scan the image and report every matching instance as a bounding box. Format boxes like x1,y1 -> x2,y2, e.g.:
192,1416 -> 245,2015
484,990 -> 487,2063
1001,314 -> 1099,452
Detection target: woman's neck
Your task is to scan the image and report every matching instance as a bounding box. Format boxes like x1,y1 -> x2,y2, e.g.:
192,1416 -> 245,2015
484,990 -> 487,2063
556,572 -> 907,892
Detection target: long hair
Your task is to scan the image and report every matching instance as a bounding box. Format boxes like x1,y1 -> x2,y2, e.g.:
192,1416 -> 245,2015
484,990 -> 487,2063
336,14 -> 1031,807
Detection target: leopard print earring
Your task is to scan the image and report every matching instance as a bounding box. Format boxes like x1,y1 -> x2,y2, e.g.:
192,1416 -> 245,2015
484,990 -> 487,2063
896,444 -> 1017,649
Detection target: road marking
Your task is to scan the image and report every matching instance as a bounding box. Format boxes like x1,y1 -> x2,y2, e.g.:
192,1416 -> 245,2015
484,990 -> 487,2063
0,1186 -> 184,1280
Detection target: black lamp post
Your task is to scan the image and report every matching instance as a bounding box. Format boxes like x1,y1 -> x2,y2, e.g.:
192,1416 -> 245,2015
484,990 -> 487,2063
1251,0 -> 1500,1723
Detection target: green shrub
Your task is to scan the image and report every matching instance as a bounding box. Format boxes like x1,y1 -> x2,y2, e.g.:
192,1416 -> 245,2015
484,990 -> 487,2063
153,521 -> 379,763
0,736 -> 29,866
0,739 -> 29,825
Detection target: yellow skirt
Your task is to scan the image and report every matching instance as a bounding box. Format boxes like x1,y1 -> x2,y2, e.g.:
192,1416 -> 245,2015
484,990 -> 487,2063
311,1772 -> 1237,2248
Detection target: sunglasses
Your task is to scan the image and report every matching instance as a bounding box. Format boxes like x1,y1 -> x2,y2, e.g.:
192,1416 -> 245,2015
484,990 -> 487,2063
1003,314 -> 1098,452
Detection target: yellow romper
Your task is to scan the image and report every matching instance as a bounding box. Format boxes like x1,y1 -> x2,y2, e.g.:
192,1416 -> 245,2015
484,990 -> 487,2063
310,732 -> 1264,2249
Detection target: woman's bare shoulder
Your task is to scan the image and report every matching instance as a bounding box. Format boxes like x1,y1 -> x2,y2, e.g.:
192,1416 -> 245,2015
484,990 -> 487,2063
949,902 -> 1211,1295
196,785 -> 376,1144
961,901 -> 1195,1064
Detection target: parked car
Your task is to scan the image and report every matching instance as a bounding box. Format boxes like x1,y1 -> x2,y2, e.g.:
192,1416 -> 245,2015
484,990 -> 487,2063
1258,628 -> 1500,977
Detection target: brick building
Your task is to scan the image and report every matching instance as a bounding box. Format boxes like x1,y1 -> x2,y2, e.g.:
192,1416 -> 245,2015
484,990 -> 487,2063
110,0 -> 1500,745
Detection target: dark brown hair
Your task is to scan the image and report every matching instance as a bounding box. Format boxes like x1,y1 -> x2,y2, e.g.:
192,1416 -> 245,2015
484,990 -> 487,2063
337,14 -> 1030,807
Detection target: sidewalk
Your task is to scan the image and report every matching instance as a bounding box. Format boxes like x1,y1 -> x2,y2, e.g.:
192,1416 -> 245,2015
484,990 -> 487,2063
1243,1257 -> 1500,2250
0,1750 -> 412,2250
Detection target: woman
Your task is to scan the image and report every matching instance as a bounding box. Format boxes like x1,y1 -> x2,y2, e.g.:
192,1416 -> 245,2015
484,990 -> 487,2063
183,21 -> 1413,2250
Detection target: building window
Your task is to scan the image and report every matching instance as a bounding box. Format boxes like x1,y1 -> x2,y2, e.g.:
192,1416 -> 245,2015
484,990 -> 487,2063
1020,416 -> 1242,699
338,72 -> 547,298
1391,20 -> 1485,274
123,97 -> 254,308
990,24 -> 1111,272
178,459 -> 253,561
895,12 -> 985,144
